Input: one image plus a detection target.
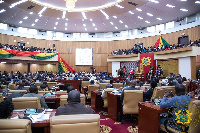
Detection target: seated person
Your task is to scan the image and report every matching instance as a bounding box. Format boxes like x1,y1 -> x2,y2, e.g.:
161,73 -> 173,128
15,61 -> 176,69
67,85 -> 75,93
15,83 -> 28,91
55,90 -> 95,115
23,85 -> 48,109
143,80 -> 157,101
120,80 -> 139,104
0,100 -> 14,119
63,83 -> 70,91
160,84 -> 192,132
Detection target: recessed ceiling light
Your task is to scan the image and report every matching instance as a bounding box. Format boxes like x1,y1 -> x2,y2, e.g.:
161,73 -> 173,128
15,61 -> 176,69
180,8 -> 188,11
66,18 -> 68,21
110,22 -> 113,25
1,62 -> 6,64
54,27 -> 56,29
157,18 -> 162,20
136,8 -> 142,11
35,19 -> 38,22
115,4 -> 124,8
113,16 -> 117,18
95,28 -> 97,30
57,18 -> 60,20
148,0 -> 159,3
138,16 -> 143,19
65,23 -> 68,26
145,21 -> 150,23
38,7 -> 47,15
39,14 -> 42,17
92,23 -> 95,26
106,17 -> 109,19
83,24 -> 86,27
119,20 -> 123,23
85,28 -> 87,31
90,19 -> 93,21
0,9 -> 6,14
65,28 -> 67,30
125,25 -> 128,28
82,12 -> 87,19
19,21 -> 23,24
29,12 -> 33,14
10,0 -> 28,8
31,23 -> 35,26
147,13 -> 153,16
55,22 -> 58,25
0,1 -> 4,4
166,4 -> 175,8
195,1 -> 200,4
180,0 -> 187,1
115,27 -> 118,29
82,19 -> 84,21
100,10 -> 109,18
62,11 -> 66,19
129,11 -> 134,14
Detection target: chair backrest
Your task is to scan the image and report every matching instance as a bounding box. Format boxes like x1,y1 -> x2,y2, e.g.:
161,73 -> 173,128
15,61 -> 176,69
99,83 -> 108,89
47,82 -> 57,88
143,84 -> 150,86
113,83 -> 123,88
1,85 -> 7,89
8,83 -> 16,90
35,82 -> 42,87
188,100 -> 200,133
50,114 -> 100,133
0,119 -> 32,133
38,91 -> 50,95
24,86 -> 30,90
12,97 -> 41,109
87,85 -> 99,99
0,94 -> 4,103
56,91 -> 67,95
81,81 -> 90,87
60,94 -> 85,105
151,87 -> 166,100
103,89 -> 114,108
164,86 -> 175,94
103,80 -> 110,83
123,90 -> 143,114
9,90 -> 27,93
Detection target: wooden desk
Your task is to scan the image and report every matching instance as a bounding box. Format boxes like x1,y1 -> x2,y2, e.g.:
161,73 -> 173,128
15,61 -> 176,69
138,102 -> 167,133
91,90 -> 104,111
107,92 -> 122,121
56,80 -> 81,91
12,109 -> 56,133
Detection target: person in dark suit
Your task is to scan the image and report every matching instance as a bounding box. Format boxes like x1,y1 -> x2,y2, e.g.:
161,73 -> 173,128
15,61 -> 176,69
120,80 -> 139,104
55,90 -> 95,115
143,80 -> 157,101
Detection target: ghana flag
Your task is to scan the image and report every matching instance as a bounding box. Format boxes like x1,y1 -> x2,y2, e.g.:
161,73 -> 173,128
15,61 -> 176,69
153,36 -> 170,48
58,53 -> 75,73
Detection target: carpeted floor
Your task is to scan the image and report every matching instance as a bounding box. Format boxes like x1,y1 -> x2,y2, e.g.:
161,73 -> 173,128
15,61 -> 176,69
99,112 -> 138,133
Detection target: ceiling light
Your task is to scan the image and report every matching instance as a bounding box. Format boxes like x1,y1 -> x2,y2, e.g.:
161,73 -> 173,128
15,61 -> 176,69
83,24 -> 86,27
119,20 -> 123,23
157,18 -> 162,20
29,12 -> 33,14
92,23 -> 95,26
39,14 -> 42,17
136,8 -> 142,11
54,27 -> 56,29
145,21 -> 150,23
38,7 -> 47,15
32,23 -> 35,26
65,28 -> 67,30
115,4 -> 124,8
10,0 -> 28,8
85,28 -> 87,31
55,22 -> 58,25
0,9 -> 6,14
19,21 -> 23,24
82,12 -> 87,19
100,10 -> 109,18
66,18 -> 68,21
113,16 -> 117,18
110,22 -> 113,25
125,25 -> 128,28
138,16 -> 143,19
65,0 -> 77,11
35,19 -> 38,22
195,1 -> 200,3
115,27 -> 118,29
148,0 -> 159,3
106,17 -> 109,19
0,1 -> 4,4
180,0 -> 187,1
166,4 -> 175,8
65,23 -> 68,26
62,11 -> 66,19
23,16 -> 28,19
1,62 -> 6,64
90,19 -> 93,21
95,28 -> 97,30
129,11 -> 134,14
57,18 -> 60,20
147,13 -> 153,16
180,8 -> 188,11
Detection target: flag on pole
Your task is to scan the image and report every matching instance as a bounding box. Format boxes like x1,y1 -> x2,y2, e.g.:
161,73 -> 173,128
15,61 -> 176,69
153,36 -> 170,48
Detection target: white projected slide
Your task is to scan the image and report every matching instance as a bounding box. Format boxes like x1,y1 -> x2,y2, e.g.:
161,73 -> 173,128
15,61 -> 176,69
75,48 -> 93,65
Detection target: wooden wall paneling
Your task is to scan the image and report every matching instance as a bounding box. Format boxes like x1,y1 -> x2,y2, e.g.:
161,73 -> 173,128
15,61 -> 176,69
190,56 -> 196,80
107,62 -> 112,73
93,54 -> 101,66
0,63 -> 12,72
101,54 -> 108,67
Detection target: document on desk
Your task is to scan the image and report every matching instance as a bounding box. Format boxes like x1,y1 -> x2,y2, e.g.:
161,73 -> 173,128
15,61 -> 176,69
30,111 -> 50,122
